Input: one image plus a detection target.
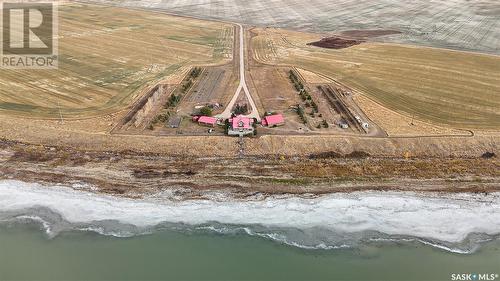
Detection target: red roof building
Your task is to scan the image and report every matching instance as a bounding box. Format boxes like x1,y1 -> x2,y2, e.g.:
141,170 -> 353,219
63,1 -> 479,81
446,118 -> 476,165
262,114 -> 285,127
228,115 -> 254,136
230,116 -> 252,130
197,116 -> 218,127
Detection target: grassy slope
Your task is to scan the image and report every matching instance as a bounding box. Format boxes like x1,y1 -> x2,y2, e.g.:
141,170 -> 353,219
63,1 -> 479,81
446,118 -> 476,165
251,28 -> 500,129
0,4 -> 233,118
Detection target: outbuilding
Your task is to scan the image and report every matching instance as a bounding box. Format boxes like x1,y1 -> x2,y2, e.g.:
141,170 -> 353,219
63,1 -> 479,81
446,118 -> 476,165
168,116 -> 182,128
261,114 -> 285,127
196,116 -> 218,127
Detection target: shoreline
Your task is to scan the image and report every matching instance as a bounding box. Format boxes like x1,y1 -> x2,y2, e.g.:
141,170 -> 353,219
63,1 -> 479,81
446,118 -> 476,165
1,179 -> 499,254
0,139 -> 498,199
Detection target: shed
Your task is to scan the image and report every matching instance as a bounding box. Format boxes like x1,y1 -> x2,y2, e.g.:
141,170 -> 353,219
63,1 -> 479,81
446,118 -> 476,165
262,114 -> 285,127
168,116 -> 182,128
197,116 -> 217,127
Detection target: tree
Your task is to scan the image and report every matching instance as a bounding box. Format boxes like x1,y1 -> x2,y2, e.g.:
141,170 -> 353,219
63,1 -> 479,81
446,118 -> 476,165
234,104 -> 248,115
311,101 -> 318,112
224,119 -> 230,134
322,120 -> 329,128
199,106 -> 213,116
166,94 -> 180,108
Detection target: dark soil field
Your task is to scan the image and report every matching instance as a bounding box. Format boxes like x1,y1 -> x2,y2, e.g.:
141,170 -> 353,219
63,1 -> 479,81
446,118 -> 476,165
307,37 -> 364,49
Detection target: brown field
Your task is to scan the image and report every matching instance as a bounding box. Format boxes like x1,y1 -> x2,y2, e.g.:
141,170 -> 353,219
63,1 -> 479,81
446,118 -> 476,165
0,3 -> 233,118
251,27 -> 500,130
353,94 -> 470,137
248,67 -> 298,113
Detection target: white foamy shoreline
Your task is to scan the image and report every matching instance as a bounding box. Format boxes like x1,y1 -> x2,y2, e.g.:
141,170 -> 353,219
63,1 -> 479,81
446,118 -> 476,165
0,180 -> 499,251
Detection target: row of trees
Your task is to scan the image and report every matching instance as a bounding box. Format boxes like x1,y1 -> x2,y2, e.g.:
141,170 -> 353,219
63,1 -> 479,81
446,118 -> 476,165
289,70 -> 323,125
165,67 -> 204,110
165,93 -> 181,108
150,67 -> 203,130
290,70 -> 311,124
289,70 -> 314,104
297,105 -> 307,124
181,67 -> 202,95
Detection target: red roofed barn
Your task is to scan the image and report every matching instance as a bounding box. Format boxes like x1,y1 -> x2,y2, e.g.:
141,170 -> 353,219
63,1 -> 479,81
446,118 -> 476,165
262,114 -> 285,127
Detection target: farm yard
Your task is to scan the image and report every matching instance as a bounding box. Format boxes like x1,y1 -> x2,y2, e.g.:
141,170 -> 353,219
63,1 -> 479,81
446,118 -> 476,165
251,27 -> 500,130
113,65 -> 233,136
0,0 -> 497,144
0,3 -> 233,118
247,67 -> 297,114
0,0 -> 496,161
246,66 -> 306,134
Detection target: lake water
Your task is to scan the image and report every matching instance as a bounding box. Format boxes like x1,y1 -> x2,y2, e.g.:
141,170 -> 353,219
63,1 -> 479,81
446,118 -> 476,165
1,224 -> 499,281
0,180 -> 499,281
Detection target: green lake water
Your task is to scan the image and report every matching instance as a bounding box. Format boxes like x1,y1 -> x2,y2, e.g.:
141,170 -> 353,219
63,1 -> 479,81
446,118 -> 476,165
1,225 -> 499,281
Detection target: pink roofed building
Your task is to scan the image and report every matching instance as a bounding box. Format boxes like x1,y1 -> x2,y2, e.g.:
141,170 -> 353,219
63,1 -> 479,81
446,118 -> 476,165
261,114 -> 285,127
196,116 -> 218,127
228,115 -> 254,136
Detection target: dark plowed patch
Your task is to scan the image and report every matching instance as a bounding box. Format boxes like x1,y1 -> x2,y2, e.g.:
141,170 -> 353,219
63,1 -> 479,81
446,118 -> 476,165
307,37 -> 363,49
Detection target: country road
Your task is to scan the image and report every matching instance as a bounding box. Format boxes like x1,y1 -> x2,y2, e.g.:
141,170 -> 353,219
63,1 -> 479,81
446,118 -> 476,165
217,23 -> 260,121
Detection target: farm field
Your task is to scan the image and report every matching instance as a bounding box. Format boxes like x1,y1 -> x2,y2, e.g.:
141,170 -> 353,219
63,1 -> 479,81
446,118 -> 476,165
0,3 -> 234,118
251,28 -> 500,129
89,0 -> 500,55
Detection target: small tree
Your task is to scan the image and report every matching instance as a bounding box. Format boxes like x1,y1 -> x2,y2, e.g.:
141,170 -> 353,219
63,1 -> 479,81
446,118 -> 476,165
234,104 -> 248,115
224,119 -> 230,134
166,94 -> 181,108
322,120 -> 329,128
311,101 -> 318,113
199,106 -> 213,116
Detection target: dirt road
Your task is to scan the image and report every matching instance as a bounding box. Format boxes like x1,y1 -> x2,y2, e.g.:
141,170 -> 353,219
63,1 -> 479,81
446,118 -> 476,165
218,24 -> 260,121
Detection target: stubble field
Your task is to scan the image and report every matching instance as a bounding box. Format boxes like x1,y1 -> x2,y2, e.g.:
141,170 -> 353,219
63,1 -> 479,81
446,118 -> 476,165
88,0 -> 500,55
0,3 -> 233,118
251,28 -> 500,129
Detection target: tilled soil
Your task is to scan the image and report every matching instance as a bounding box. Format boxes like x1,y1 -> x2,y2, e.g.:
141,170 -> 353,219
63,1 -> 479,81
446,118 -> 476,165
307,37 -> 364,49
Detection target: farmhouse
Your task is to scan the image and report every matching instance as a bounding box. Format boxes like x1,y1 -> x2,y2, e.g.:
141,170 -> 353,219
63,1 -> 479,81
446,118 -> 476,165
228,115 -> 254,136
262,114 -> 285,127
